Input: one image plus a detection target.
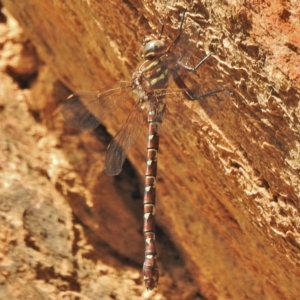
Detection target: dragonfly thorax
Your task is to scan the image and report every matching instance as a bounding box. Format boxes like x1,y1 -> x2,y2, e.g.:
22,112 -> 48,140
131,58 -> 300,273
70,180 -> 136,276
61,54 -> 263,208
133,33 -> 174,93
132,56 -> 171,93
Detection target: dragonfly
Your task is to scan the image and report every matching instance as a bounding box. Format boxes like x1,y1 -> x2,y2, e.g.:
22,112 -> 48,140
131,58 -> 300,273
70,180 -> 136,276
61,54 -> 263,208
62,11 -> 226,290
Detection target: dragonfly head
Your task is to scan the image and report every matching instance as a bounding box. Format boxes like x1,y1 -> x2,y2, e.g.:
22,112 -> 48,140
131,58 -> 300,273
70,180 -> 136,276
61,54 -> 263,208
140,34 -> 167,59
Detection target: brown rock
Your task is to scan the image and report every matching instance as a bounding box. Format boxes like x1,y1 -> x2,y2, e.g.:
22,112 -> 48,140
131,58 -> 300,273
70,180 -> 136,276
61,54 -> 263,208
0,1 -> 299,299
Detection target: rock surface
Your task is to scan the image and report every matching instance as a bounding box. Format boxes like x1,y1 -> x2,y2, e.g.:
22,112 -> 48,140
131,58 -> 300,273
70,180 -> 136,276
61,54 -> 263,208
0,1 -> 300,299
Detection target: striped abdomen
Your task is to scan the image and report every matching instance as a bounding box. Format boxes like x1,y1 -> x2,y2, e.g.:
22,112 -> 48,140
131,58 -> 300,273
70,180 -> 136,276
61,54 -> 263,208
143,103 -> 165,290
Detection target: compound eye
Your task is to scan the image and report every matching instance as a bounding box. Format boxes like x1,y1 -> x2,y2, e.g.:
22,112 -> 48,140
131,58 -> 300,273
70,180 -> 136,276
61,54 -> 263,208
140,40 -> 166,58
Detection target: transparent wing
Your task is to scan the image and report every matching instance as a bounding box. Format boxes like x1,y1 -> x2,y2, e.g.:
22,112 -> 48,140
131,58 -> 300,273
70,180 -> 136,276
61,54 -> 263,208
152,84 -> 229,121
62,81 -> 132,131
105,104 -> 144,176
172,19 -> 200,68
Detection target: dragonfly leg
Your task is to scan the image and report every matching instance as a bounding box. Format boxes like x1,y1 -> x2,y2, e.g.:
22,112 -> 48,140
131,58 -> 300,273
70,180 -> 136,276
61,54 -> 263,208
158,17 -> 164,37
178,10 -> 187,33
177,53 -> 213,72
166,10 -> 187,52
171,68 -> 229,100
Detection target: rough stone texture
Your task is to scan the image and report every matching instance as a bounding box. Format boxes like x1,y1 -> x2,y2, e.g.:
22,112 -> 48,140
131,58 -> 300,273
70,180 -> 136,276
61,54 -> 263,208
0,0 -> 299,299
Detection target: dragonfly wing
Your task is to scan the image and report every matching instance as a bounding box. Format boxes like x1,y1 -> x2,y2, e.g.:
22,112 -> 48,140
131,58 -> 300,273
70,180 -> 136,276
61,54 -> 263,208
154,84 -> 229,123
62,92 -> 101,130
105,104 -> 144,176
62,82 -> 132,131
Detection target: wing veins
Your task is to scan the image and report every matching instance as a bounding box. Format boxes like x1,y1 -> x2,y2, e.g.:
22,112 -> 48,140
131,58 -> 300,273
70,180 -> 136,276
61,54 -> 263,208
105,103 -> 143,175
62,82 -> 131,131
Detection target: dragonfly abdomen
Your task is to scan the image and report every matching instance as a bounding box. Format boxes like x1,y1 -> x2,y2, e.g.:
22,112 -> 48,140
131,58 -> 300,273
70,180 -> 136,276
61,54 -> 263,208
143,106 -> 165,289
